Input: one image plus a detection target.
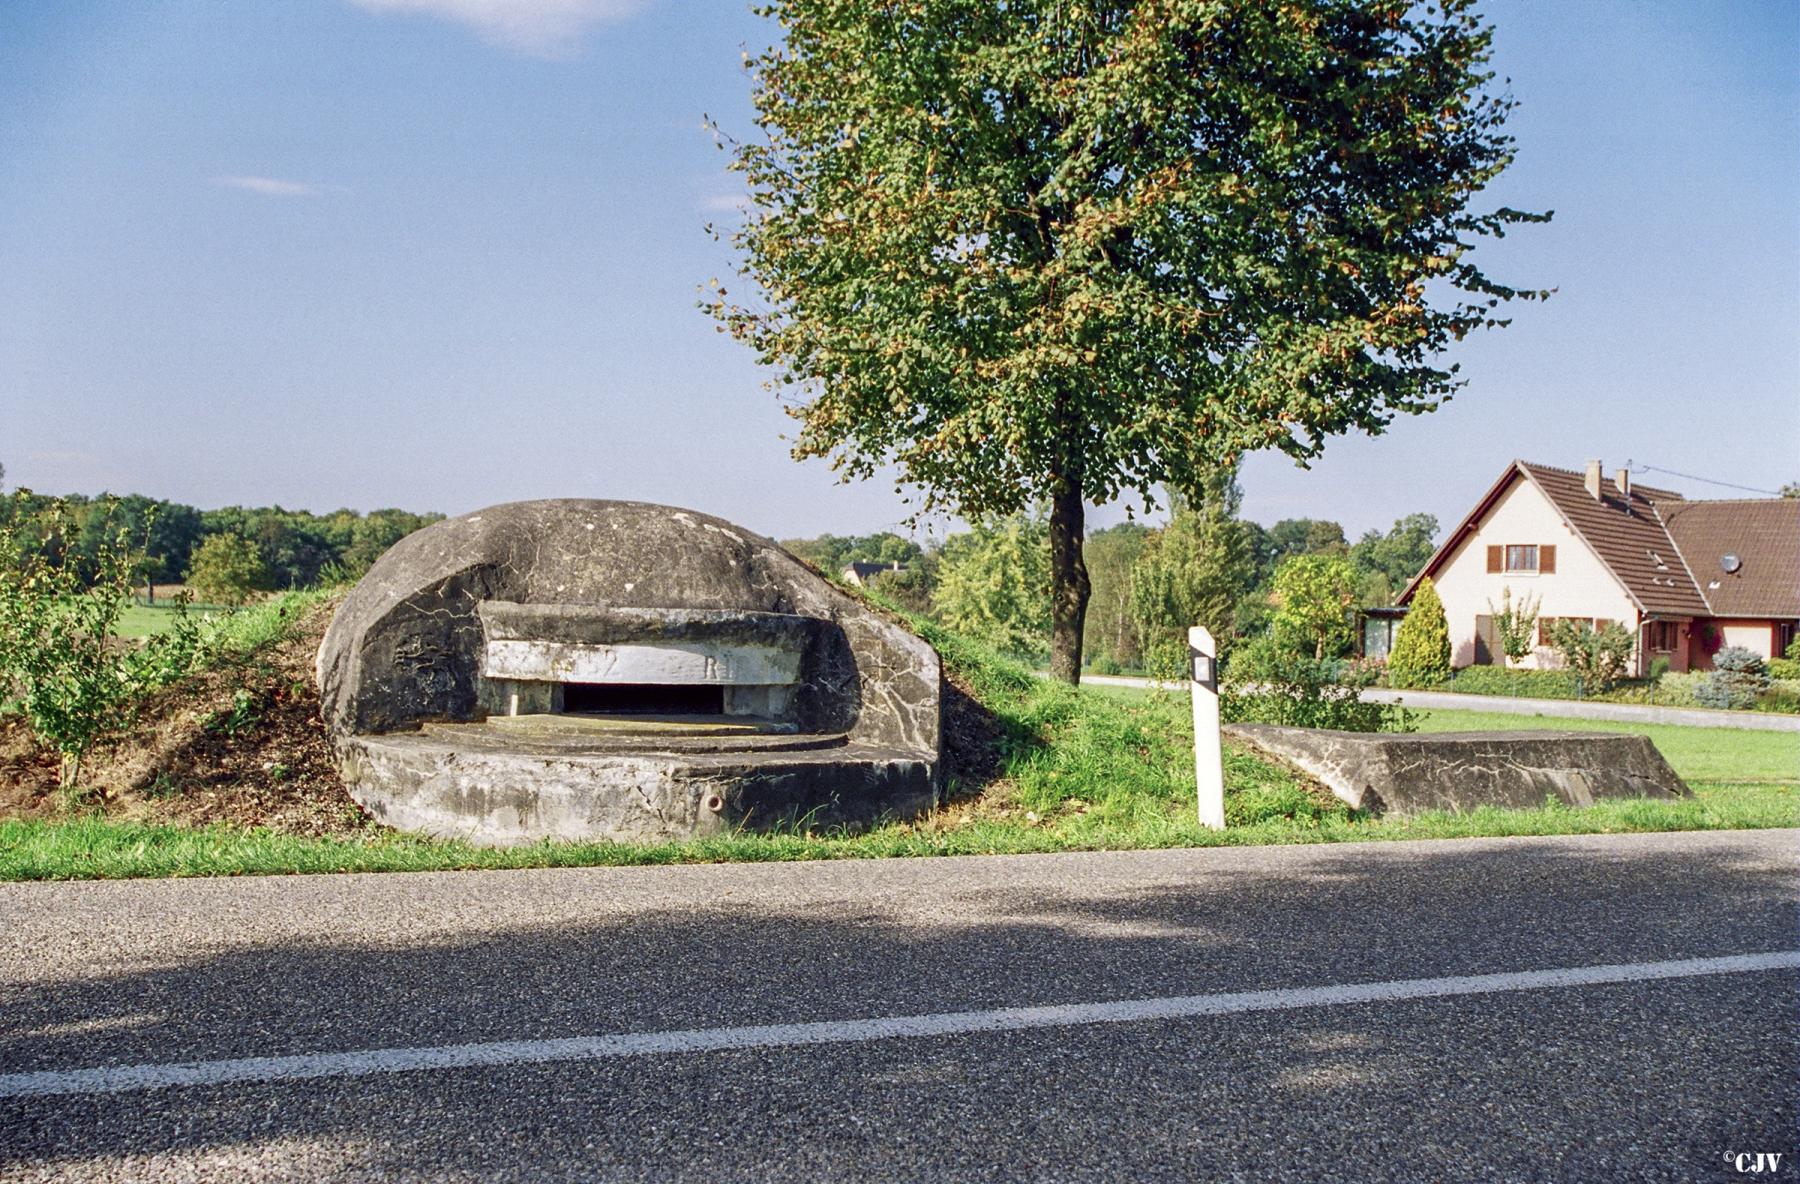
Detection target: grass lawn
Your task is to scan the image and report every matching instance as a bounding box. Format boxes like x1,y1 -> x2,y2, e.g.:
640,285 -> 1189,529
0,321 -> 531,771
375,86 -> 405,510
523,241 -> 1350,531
1411,708 -> 1797,785
115,602 -> 233,639
4,619 -> 1794,881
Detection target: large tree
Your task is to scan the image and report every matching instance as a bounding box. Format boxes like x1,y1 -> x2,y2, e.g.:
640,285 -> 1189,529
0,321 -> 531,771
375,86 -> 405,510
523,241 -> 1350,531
711,0 -> 1547,682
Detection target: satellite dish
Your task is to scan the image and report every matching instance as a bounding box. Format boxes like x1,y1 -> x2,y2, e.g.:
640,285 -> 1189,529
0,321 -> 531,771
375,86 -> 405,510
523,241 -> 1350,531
1721,553 -> 1742,574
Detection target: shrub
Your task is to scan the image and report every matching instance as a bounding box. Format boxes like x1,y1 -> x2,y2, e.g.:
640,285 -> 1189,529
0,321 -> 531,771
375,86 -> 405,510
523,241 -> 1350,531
1648,670 -> 1706,707
1755,681 -> 1800,714
0,496 -> 149,785
1446,665 -> 1581,699
1545,618 -> 1636,691
1222,635 -> 1412,733
1695,646 -> 1770,710
1387,576 -> 1451,687
1486,586 -> 1540,668
1768,657 -> 1800,681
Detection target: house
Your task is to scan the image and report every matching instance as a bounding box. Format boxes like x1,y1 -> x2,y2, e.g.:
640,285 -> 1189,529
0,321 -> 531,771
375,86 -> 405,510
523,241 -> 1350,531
840,560 -> 907,587
1399,459 -> 1800,674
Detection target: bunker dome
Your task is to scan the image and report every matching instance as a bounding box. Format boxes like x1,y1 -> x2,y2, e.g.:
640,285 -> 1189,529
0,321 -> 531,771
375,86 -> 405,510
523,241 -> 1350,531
316,500 -> 941,845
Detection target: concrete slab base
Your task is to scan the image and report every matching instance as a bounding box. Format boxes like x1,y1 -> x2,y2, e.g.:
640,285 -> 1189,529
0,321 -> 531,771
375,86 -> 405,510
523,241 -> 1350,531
1224,725 -> 1692,816
338,730 -> 935,846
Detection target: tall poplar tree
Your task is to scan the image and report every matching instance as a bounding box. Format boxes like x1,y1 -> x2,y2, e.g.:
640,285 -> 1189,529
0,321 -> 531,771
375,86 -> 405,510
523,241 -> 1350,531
710,0 -> 1547,682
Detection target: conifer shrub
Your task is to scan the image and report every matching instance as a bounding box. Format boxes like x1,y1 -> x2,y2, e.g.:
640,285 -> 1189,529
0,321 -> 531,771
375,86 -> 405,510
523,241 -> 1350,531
1387,576 -> 1451,688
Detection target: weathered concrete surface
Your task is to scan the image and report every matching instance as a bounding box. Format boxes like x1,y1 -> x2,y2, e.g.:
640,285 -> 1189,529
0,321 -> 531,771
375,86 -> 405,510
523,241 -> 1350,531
1224,725 -> 1691,815
315,500 -> 941,844
338,731 -> 934,845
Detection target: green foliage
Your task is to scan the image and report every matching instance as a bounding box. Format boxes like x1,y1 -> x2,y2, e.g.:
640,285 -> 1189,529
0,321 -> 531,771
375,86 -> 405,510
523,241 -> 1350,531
1486,585 -> 1540,667
338,509 -> 441,578
782,531 -> 924,573
1754,681 -> 1800,714
1696,646 -> 1770,711
1388,576 -> 1451,687
1081,522 -> 1150,672
713,0 -> 1546,681
0,493 -> 440,592
1647,670 -> 1705,707
1222,633 -> 1413,733
931,515 -> 1050,659
1350,514 -> 1438,607
0,496 -> 150,785
1544,618 -> 1636,691
1768,657 -> 1800,681
184,531 -> 270,606
1270,553 -> 1356,659
1446,665 -> 1583,699
1128,472 -> 1259,678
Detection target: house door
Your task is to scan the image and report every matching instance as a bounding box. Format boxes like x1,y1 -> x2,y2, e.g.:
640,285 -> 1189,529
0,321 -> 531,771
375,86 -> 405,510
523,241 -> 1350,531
1474,614 -> 1500,666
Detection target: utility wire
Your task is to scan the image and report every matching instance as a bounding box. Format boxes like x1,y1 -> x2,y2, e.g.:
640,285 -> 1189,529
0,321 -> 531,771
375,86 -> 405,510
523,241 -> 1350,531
1623,460 -> 1782,497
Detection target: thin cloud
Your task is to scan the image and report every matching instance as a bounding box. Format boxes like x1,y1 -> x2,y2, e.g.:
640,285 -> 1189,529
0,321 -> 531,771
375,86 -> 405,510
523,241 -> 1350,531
214,176 -> 318,197
699,193 -> 750,213
349,0 -> 648,58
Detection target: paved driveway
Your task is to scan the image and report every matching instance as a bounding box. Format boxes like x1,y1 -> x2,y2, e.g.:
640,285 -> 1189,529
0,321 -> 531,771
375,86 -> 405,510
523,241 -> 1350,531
3,830 -> 1795,1181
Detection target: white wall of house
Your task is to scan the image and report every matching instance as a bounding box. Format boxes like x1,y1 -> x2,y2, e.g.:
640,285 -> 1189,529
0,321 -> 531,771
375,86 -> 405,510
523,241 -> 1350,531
1430,478 -> 1639,669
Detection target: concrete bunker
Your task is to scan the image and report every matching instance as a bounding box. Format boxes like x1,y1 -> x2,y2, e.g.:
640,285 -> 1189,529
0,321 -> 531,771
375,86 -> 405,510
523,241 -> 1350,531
316,500 -> 941,845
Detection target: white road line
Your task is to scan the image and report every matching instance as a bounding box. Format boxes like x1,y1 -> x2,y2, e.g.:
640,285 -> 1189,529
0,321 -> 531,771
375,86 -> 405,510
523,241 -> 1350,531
3,950 -> 1794,1100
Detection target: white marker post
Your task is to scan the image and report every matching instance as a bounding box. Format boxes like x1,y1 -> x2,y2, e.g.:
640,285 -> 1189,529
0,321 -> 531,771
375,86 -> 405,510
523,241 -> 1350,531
1188,626 -> 1225,830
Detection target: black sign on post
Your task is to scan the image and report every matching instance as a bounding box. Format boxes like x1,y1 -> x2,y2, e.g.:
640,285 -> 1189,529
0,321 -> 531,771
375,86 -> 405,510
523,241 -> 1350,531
1189,647 -> 1215,691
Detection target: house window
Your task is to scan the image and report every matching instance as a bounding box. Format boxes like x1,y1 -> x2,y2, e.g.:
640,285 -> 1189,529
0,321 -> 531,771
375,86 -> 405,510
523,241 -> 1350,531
1646,621 -> 1680,653
1504,544 -> 1539,573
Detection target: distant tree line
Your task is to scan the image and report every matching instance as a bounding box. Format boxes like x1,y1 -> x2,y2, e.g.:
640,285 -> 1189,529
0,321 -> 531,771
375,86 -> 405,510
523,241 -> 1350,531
0,490 -> 441,599
783,475 -> 1440,674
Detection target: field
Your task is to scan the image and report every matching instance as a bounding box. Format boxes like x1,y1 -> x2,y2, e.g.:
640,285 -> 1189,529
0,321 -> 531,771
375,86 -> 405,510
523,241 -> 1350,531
114,601 -> 235,639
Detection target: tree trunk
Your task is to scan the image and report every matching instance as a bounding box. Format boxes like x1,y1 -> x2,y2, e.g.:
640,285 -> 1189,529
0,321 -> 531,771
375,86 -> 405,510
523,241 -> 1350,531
1048,469 -> 1090,685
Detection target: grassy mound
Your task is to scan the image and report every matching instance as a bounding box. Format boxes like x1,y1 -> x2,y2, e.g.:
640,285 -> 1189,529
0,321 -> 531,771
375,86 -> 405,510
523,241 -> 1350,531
4,592 -> 1790,881
0,590 -> 366,837
922,619 -> 1343,838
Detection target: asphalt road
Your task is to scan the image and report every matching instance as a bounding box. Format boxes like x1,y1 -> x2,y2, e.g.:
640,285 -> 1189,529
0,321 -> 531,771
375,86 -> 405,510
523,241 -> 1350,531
2,830 -> 1795,1182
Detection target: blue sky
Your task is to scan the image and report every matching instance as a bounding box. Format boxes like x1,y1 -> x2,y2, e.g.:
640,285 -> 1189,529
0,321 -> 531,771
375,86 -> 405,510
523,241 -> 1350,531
1,0 -> 1795,543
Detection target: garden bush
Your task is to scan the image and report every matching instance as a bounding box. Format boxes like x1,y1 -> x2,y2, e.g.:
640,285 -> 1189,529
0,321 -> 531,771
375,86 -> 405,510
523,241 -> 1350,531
1755,680 -> 1800,714
1446,665 -> 1582,699
1222,635 -> 1411,733
1649,670 -> 1707,707
1695,646 -> 1769,710
1544,618 -> 1636,690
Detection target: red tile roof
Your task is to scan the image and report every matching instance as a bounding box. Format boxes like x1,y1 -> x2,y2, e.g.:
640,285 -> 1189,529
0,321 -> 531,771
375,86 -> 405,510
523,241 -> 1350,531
1516,462 -> 1710,617
1660,499 -> 1800,618
1401,461 -> 1800,620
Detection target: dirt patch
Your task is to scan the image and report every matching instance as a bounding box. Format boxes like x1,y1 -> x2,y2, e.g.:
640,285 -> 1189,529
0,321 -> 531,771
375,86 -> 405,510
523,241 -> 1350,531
938,668 -> 1008,802
1,595 -> 370,838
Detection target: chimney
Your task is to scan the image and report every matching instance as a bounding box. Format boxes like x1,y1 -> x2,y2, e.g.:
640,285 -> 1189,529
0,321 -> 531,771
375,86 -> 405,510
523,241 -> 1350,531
1614,467 -> 1631,499
1584,459 -> 1603,501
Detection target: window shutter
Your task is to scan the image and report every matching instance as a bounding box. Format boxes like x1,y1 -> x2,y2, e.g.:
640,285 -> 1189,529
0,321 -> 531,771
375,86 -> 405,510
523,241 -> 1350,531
1540,544 -> 1556,574
1486,545 -> 1502,573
